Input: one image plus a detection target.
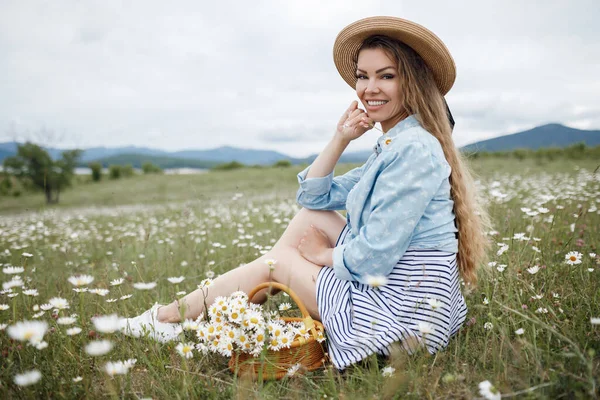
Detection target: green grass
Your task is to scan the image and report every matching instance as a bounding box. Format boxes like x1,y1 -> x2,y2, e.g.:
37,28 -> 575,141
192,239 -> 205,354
0,158 -> 599,399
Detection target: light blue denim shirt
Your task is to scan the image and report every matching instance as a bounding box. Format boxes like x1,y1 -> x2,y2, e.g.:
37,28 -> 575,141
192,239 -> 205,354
296,115 -> 459,284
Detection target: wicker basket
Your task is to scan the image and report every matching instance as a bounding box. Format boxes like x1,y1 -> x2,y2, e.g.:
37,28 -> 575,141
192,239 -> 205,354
228,282 -> 327,380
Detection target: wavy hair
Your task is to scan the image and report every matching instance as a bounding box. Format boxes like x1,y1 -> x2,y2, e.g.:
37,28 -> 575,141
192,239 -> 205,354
355,35 -> 491,285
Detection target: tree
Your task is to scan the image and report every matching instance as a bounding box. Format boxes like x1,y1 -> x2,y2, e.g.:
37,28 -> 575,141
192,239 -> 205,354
89,162 -> 102,182
2,142 -> 82,204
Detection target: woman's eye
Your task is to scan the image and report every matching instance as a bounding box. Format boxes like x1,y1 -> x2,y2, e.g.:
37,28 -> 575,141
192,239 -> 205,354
355,74 -> 367,79
382,74 -> 394,79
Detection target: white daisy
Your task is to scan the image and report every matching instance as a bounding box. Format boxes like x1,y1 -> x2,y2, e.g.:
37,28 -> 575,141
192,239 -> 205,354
565,251 -> 582,265
427,298 -> 443,310
176,342 -> 195,359
14,370 -> 41,386
515,328 -> 525,335
167,276 -> 185,284
3,266 -> 24,274
278,302 -> 292,311
286,363 -> 302,377
48,297 -> 70,310
57,316 -> 77,325
0,304 -> 9,310
66,327 -> 82,336
91,314 -> 121,333
478,380 -> 501,400
7,320 -> 48,343
381,366 -> 395,377
85,340 -> 113,356
133,282 -> 157,290
104,360 -> 132,376
365,275 -> 388,288
110,278 -> 125,286
417,321 -> 435,335
526,265 -> 540,275
68,275 -> 94,287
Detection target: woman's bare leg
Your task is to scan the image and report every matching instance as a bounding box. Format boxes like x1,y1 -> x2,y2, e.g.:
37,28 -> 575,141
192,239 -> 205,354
157,208 -> 346,322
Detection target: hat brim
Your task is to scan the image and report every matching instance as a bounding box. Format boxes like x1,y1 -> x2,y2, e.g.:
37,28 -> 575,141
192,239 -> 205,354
333,16 -> 456,95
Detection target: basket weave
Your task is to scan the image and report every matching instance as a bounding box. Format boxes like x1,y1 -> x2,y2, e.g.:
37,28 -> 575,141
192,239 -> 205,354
228,282 -> 327,380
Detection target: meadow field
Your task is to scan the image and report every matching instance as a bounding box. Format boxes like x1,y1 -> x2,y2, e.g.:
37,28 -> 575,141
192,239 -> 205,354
0,158 -> 599,399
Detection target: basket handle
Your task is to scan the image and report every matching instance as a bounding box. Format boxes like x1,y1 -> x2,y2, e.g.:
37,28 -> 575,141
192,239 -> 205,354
247,282 -> 319,339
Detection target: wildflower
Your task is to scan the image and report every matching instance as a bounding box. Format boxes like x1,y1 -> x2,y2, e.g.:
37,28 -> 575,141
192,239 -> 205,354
73,288 -> 88,293
515,328 -> 525,335
21,252 -> 33,258
427,298 -> 443,310
106,298 -> 118,303
496,264 -> 506,273
526,265 -> 540,275
0,323 -> 7,330
0,304 -> 9,310
285,363 -> 302,377
264,259 -> 277,270
57,316 -> 77,325
14,370 -> 41,386
278,302 -> 292,311
32,341 -> 48,350
91,314 -> 121,333
198,279 -> 213,289
89,288 -> 110,296
565,251 -> 582,265
535,307 -> 548,314
180,261 -> 188,267
365,275 -> 388,288
66,327 -> 82,336
68,275 -> 94,287
104,360 -> 133,376
3,266 -> 24,274
205,270 -> 215,278
496,244 -> 509,256
176,342 -> 195,359
590,253 -> 597,258
182,319 -> 200,331
119,294 -> 132,300
133,282 -> 157,290
478,380 -> 501,400
72,376 -> 83,382
591,318 -> 600,325
417,321 -> 434,335
22,289 -> 39,296
381,365 -> 395,377
484,322 -> 493,330
483,297 -> 489,305
85,340 -> 114,356
7,320 -> 48,343
110,278 -> 124,286
48,297 -> 70,310
167,276 -> 185,284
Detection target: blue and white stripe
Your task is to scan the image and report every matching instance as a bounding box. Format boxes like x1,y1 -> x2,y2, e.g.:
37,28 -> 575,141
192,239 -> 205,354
316,224 -> 467,370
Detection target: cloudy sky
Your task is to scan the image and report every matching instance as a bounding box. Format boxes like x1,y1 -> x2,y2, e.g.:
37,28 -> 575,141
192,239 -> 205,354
1,0 -> 598,157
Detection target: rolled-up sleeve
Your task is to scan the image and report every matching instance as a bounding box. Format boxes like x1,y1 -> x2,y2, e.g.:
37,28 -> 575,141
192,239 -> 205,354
332,143 -> 445,283
296,163 -> 365,211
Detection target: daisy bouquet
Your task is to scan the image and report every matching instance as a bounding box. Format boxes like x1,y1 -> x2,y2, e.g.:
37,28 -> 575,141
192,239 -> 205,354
194,282 -> 327,379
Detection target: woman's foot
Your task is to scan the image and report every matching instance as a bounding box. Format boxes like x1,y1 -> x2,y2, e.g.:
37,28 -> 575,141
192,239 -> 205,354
119,303 -> 183,343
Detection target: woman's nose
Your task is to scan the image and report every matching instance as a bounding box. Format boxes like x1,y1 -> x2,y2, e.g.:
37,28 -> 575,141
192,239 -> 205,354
366,79 -> 380,93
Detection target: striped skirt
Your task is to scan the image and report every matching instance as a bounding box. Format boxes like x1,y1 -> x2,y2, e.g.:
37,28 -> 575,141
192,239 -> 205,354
316,224 -> 467,370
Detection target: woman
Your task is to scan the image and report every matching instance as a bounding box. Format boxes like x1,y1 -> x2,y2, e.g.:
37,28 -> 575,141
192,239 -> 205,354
121,16 -> 490,370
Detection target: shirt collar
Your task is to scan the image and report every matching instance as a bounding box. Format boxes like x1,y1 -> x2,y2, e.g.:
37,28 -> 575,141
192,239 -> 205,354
373,114 -> 421,155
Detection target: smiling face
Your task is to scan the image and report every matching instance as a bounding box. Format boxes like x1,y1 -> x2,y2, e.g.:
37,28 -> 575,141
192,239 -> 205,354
355,47 -> 406,132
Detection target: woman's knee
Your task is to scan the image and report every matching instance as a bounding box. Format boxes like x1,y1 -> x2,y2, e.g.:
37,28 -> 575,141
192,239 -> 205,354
278,208 -> 345,248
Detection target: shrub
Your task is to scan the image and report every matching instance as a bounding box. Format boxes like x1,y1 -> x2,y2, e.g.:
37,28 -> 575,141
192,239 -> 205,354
121,164 -> 134,177
89,162 -> 102,182
212,161 -> 245,171
109,165 -> 122,179
142,162 -> 163,174
272,159 -> 292,168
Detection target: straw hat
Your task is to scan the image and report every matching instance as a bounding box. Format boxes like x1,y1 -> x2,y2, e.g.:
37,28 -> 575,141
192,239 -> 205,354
333,16 -> 456,95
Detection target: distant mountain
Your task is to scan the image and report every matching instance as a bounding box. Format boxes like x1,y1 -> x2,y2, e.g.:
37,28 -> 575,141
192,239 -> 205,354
1,123 -> 598,166
91,153 -> 219,169
170,146 -> 304,165
461,124 -> 600,152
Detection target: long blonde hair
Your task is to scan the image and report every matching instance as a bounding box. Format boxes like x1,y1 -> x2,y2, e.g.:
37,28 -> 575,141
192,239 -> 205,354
356,35 -> 491,285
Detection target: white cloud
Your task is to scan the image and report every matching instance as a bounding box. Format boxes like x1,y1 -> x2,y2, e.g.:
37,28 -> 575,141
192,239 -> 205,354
0,0 -> 598,157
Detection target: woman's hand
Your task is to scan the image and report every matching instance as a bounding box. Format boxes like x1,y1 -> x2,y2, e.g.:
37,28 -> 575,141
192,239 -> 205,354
297,225 -> 332,266
336,100 -> 374,142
